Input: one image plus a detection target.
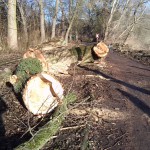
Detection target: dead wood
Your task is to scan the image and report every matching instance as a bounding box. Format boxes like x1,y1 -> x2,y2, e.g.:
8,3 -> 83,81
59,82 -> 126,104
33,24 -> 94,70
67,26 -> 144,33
22,72 -> 64,115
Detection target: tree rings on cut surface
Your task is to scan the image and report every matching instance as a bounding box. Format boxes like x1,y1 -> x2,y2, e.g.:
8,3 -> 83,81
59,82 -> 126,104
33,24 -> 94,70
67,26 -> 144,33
23,72 -> 64,115
93,41 -> 109,58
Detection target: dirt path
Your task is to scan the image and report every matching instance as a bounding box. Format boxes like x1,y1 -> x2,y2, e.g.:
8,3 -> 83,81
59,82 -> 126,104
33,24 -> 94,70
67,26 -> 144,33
106,50 -> 150,150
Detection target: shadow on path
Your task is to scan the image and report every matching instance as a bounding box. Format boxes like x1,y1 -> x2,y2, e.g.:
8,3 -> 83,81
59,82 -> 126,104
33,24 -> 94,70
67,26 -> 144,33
129,65 -> 150,72
117,89 -> 150,117
79,65 -> 150,95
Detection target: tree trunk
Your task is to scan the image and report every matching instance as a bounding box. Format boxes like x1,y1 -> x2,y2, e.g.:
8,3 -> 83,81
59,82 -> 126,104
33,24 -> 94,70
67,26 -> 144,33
104,0 -> 119,41
51,0 -> 59,39
63,1 -> 80,45
18,1 -> 28,47
60,0 -> 65,39
112,0 -> 131,32
69,30 -> 72,42
7,0 -> 18,50
76,30 -> 78,42
39,0 -> 45,43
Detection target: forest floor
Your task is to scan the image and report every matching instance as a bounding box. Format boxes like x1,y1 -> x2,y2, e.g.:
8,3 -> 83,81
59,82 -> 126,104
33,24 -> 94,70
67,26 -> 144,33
0,45 -> 150,150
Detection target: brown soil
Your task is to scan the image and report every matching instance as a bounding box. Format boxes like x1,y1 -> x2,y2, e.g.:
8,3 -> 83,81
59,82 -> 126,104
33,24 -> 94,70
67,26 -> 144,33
0,49 -> 150,150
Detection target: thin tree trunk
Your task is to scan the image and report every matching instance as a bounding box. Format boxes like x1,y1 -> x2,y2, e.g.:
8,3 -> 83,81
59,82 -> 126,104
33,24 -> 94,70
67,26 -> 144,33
60,0 -> 65,39
63,1 -> 80,45
123,5 -> 146,43
68,0 -> 73,42
69,30 -> 72,41
76,30 -> 78,42
112,0 -> 131,32
39,0 -> 45,43
104,0 -> 119,41
18,1 -> 28,47
116,2 -> 146,43
51,0 -> 59,39
7,0 -> 18,50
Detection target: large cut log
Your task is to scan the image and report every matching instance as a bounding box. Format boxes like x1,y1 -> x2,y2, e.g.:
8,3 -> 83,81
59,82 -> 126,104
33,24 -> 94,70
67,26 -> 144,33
15,93 -> 76,150
70,42 -> 109,65
70,45 -> 94,64
23,72 -> 64,115
93,41 -> 109,58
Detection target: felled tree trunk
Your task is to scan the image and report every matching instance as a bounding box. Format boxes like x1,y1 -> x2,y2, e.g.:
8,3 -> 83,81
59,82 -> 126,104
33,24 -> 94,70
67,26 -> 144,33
70,45 -> 94,64
72,42 -> 109,65
15,93 -> 76,150
23,72 -> 64,115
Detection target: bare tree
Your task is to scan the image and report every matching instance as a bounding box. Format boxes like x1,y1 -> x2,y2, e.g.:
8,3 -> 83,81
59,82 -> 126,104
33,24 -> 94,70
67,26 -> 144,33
18,0 -> 28,47
51,0 -> 59,39
104,0 -> 119,41
7,0 -> 18,50
39,0 -> 45,43
119,3 -> 147,43
63,0 -> 81,45
60,0 -> 66,39
68,0 -> 73,42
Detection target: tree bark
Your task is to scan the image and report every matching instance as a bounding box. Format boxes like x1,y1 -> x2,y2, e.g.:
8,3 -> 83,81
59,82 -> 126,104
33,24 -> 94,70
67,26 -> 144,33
51,0 -> 59,39
18,1 -> 28,47
7,0 -> 18,50
104,0 -> 119,41
60,0 -> 65,39
63,0 -> 80,45
76,30 -> 79,42
39,0 -> 45,43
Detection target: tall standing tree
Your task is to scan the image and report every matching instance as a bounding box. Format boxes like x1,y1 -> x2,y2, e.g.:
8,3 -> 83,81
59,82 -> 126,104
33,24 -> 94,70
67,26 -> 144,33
60,0 -> 65,39
63,0 -> 81,45
39,0 -> 45,43
51,0 -> 59,39
7,0 -> 18,50
104,0 -> 119,41
68,0 -> 73,41
18,0 -> 28,47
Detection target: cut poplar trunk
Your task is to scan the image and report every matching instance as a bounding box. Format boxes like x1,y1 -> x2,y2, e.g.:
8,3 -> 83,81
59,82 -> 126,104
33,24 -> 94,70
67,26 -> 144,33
23,72 -> 64,115
15,93 -> 76,150
93,41 -> 109,58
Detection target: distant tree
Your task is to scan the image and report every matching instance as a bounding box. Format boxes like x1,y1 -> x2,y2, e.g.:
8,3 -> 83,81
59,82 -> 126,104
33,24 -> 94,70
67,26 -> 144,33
63,0 -> 82,45
8,0 -> 18,50
104,0 -> 119,41
18,0 -> 28,47
39,0 -> 45,43
60,0 -> 66,39
0,1 -> 7,47
51,0 -> 59,39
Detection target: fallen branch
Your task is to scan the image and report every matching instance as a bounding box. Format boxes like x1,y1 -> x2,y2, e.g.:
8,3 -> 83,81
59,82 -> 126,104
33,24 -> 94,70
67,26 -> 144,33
15,93 -> 76,150
60,124 -> 86,131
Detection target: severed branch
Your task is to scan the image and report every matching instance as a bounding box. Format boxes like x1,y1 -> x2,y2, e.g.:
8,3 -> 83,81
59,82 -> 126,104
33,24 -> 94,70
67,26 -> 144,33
15,93 -> 76,150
